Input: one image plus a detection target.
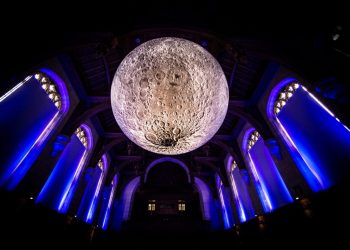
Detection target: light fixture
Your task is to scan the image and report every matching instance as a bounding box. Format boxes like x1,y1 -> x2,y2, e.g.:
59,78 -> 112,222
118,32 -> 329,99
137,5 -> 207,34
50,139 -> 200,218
111,37 -> 229,155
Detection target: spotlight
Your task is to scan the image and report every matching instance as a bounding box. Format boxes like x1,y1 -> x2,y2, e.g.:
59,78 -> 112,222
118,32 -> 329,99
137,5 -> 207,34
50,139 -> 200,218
332,34 -> 340,41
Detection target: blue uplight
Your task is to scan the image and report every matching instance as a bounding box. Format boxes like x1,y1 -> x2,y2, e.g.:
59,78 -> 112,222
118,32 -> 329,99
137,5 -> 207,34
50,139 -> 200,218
122,176 -> 141,220
101,175 -> 118,230
85,155 -> 108,223
194,177 -> 212,220
247,153 -> 273,212
0,68 -> 70,190
36,135 -> 86,212
0,76 -> 59,190
244,128 -> 292,212
216,175 -> 234,229
36,124 -> 93,213
226,157 -> 247,222
275,86 -> 350,190
267,77 -> 350,191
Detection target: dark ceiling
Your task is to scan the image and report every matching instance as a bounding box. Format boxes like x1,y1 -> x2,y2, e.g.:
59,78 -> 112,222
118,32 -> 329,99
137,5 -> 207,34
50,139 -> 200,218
0,3 -> 348,184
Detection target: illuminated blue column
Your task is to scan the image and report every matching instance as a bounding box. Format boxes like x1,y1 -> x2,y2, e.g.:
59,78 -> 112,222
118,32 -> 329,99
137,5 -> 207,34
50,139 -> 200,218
111,176 -> 140,231
210,200 -> 222,230
226,157 -> 256,223
75,156 -> 109,224
194,176 -> 221,230
20,134 -> 72,196
248,138 -> 293,212
98,187 -> 112,229
0,77 -> 59,190
98,175 -> 118,230
275,87 -> 350,189
76,167 -> 103,223
228,169 -> 255,222
216,175 -> 235,229
36,134 -> 86,213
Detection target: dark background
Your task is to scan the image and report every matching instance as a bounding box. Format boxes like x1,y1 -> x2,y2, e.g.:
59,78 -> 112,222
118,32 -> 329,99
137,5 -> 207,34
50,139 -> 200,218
0,1 -> 348,84
0,2 -> 349,248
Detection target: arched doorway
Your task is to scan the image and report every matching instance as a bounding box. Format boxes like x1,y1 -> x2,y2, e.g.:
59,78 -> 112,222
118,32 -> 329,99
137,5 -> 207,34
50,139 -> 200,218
125,161 -> 208,232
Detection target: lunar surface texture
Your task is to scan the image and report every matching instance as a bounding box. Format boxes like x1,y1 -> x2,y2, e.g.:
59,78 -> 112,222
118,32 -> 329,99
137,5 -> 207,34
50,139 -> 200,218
111,37 -> 229,155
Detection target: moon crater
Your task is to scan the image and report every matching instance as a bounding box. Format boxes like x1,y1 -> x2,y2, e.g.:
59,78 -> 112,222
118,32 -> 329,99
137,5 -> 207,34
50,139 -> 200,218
111,37 -> 229,155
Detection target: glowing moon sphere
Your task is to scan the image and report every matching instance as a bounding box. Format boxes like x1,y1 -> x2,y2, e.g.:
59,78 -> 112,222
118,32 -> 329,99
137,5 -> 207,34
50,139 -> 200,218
111,37 -> 229,155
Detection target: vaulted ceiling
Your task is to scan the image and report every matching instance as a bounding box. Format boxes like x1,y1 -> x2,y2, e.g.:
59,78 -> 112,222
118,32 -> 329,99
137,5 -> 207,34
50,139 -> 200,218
61,29 -> 270,181
0,9 -> 348,186
62,25 -> 348,186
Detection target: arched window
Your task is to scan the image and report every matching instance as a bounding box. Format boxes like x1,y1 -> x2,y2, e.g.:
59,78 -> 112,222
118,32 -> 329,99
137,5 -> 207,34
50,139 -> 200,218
243,128 -> 292,213
36,124 -> 93,213
144,157 -> 191,184
267,78 -> 350,191
194,177 -> 213,221
216,174 -> 234,229
77,154 -> 109,223
98,174 -> 118,230
0,69 -> 69,190
226,156 -> 255,223
121,176 -> 141,222
272,82 -> 300,116
35,72 -> 64,110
